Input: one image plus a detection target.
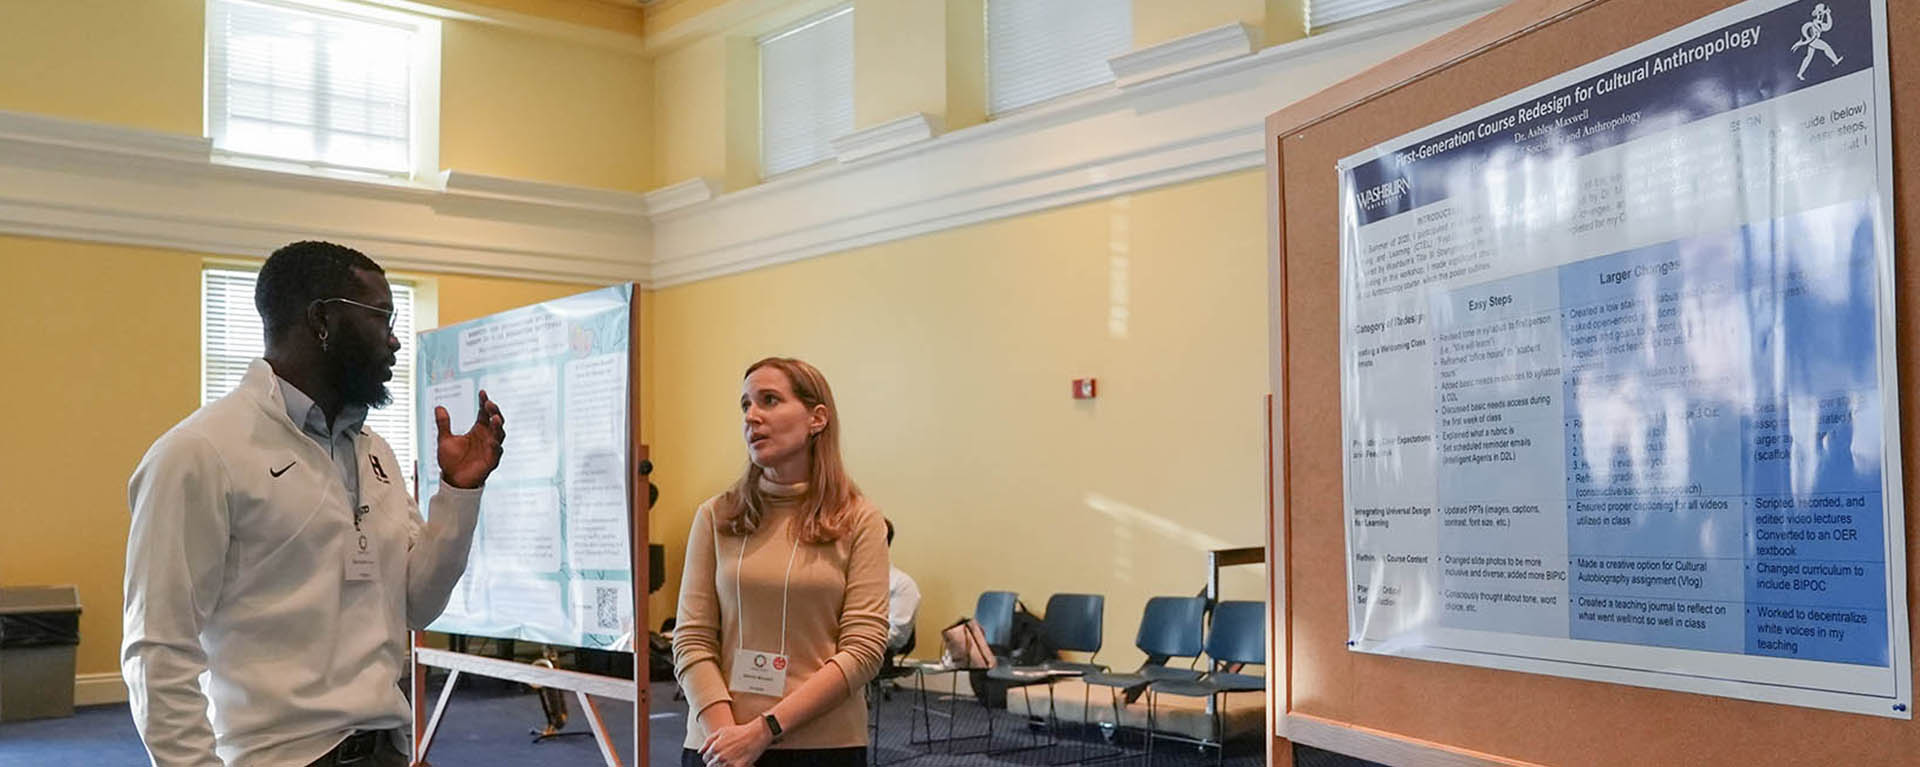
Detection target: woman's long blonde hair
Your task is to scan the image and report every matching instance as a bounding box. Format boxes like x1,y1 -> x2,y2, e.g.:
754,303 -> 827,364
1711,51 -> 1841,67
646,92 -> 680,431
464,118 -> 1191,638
718,357 -> 861,544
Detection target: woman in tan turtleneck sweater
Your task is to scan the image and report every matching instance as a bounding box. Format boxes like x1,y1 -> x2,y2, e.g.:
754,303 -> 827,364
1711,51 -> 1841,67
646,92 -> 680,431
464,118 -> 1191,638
674,357 -> 890,767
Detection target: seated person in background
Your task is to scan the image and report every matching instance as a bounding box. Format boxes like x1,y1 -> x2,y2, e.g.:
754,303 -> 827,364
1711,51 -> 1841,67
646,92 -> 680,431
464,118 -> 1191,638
885,519 -> 921,655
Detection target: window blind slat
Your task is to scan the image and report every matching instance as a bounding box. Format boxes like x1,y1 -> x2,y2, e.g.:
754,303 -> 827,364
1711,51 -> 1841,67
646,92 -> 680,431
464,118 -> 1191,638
1307,0 -> 1429,32
760,7 -> 855,177
986,0 -> 1131,116
208,0 -> 418,174
203,268 -> 419,485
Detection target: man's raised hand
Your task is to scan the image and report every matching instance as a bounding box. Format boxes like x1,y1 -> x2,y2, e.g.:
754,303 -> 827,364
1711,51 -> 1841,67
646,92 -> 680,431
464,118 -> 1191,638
436,390 -> 505,489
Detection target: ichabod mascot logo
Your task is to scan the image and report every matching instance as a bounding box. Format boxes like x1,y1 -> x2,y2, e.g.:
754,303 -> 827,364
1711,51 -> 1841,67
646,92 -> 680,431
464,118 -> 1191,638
1790,2 -> 1844,81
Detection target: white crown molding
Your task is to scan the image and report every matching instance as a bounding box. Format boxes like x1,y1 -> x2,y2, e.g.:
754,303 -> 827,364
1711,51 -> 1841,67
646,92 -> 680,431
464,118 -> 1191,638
0,109 -> 649,285
0,0 -> 1500,290
390,0 -> 648,54
643,176 -> 720,216
642,0 -> 843,56
644,0 -> 1504,287
440,170 -> 649,216
1108,22 -> 1259,89
831,113 -> 942,164
76,672 -> 129,706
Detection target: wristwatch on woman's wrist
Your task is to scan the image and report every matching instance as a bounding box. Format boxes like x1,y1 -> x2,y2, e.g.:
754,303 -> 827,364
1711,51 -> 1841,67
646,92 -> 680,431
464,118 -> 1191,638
761,713 -> 784,742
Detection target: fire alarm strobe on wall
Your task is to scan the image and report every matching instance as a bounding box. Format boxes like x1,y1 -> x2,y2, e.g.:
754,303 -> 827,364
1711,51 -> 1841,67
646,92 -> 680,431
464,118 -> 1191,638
1072,378 -> 1097,399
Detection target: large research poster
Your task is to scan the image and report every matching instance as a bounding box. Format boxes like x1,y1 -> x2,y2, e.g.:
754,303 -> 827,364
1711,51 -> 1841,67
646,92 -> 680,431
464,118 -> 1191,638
1337,0 -> 1907,716
418,285 -> 634,649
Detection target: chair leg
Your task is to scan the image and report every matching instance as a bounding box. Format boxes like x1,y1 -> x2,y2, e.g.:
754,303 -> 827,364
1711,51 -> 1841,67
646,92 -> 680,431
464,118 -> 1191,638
924,679 -> 934,746
947,672 -> 960,752
1212,692 -> 1223,767
1144,690 -> 1155,767
1081,683 -> 1092,764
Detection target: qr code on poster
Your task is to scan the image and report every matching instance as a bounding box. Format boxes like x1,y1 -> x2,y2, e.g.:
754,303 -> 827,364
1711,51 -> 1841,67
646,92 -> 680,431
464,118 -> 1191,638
595,586 -> 620,630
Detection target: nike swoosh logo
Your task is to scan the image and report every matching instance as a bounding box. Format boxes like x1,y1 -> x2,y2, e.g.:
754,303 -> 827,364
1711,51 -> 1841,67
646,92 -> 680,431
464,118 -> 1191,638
269,461 -> 295,478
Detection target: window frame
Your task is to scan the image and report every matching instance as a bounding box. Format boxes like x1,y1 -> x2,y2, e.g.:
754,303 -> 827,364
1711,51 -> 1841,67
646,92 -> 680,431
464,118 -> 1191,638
1306,0 -> 1433,34
756,3 -> 856,179
984,0 -> 1133,118
204,0 -> 442,184
200,264 -> 423,486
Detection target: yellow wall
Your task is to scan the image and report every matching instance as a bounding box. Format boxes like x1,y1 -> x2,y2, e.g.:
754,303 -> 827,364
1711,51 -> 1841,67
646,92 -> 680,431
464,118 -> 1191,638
0,0 -> 646,680
647,0 -> 1308,192
1134,0 -> 1306,49
0,1 -> 650,194
651,35 -> 732,187
0,0 -> 203,135
852,0 -> 985,133
0,237 -> 201,679
647,171 -> 1271,667
0,233 -> 601,679
2,0 -> 1293,686
447,0 -> 645,35
441,20 -> 653,191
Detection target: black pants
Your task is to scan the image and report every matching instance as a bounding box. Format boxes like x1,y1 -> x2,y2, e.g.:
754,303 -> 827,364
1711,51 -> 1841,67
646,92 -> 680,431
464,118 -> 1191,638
681,746 -> 866,767
306,730 -> 408,767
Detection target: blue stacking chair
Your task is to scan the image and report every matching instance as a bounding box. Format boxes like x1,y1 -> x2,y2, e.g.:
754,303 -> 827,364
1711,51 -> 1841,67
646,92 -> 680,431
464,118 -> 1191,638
909,591 -> 1019,754
1080,596 -> 1208,762
976,590 -> 1018,651
1144,600 -> 1266,767
983,593 -> 1105,758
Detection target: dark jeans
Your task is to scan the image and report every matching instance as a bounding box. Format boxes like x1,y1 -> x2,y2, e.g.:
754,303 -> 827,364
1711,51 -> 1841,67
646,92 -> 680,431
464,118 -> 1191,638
681,746 -> 867,767
306,730 -> 409,767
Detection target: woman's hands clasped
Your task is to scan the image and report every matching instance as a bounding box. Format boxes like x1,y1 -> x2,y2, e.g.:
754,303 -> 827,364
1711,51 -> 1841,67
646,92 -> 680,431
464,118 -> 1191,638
699,720 -> 773,767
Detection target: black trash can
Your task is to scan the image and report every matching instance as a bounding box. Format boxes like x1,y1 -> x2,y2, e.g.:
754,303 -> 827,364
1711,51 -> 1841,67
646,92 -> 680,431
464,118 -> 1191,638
0,585 -> 82,721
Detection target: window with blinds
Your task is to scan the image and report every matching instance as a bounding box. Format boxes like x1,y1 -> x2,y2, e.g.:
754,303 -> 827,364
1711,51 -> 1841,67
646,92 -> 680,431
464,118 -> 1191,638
202,268 -> 419,484
206,0 -> 437,176
986,0 -> 1131,117
759,5 -> 855,178
1308,0 -> 1430,32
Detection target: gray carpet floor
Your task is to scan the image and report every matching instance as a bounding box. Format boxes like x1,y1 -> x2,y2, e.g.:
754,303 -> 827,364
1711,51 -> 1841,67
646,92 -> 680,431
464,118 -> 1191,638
0,675 -> 1316,766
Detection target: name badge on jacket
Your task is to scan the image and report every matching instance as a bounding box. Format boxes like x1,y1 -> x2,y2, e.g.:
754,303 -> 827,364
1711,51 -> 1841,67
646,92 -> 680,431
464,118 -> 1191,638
347,531 -> 377,581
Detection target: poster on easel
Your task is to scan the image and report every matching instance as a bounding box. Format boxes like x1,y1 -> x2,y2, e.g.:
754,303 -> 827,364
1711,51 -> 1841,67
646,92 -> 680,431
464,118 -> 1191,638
1336,0 -> 1908,717
417,284 -> 635,649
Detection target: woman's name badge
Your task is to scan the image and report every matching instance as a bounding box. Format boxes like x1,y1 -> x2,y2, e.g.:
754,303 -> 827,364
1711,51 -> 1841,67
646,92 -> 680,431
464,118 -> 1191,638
346,532 -> 377,581
729,650 -> 789,696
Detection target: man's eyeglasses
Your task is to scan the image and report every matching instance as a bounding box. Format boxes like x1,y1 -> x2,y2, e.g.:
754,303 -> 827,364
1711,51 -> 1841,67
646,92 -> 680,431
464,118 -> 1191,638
315,297 -> 397,331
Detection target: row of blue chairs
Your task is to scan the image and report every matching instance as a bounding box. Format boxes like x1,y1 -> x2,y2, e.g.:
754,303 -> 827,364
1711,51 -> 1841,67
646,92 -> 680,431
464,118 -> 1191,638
884,591 -> 1264,765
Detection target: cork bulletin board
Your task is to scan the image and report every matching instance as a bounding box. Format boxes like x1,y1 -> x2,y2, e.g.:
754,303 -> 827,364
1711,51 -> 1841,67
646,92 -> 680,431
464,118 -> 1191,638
1264,0 -> 1918,763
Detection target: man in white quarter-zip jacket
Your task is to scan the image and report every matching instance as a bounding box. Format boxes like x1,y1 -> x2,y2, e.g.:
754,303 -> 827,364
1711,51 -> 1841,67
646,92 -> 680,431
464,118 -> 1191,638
123,241 -> 508,767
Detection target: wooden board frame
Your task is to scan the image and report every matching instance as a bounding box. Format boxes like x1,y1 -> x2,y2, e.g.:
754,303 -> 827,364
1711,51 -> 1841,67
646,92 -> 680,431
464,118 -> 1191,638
408,296 -> 651,766
1264,1 -> 1917,764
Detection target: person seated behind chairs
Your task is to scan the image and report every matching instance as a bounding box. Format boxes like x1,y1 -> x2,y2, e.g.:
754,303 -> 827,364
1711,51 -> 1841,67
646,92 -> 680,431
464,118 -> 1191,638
884,519 -> 921,658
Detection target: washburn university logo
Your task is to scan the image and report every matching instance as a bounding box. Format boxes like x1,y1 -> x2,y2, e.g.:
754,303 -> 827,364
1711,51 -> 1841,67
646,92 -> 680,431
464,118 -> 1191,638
1790,2 -> 1843,81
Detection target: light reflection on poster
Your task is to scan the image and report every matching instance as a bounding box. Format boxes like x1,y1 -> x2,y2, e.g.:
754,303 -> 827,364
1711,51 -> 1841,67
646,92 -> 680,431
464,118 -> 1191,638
418,284 -> 634,650
1337,0 -> 1905,717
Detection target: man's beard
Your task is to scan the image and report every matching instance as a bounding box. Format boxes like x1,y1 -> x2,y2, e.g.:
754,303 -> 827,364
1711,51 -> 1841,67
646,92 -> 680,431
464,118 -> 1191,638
326,336 -> 393,410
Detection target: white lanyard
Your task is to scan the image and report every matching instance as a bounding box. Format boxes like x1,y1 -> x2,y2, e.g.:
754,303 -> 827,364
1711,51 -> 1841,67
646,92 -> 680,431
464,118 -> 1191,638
719,516 -> 803,656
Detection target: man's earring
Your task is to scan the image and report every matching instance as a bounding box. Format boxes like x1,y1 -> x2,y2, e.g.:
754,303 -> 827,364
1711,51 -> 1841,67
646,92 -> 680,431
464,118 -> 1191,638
318,330 -> 329,353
